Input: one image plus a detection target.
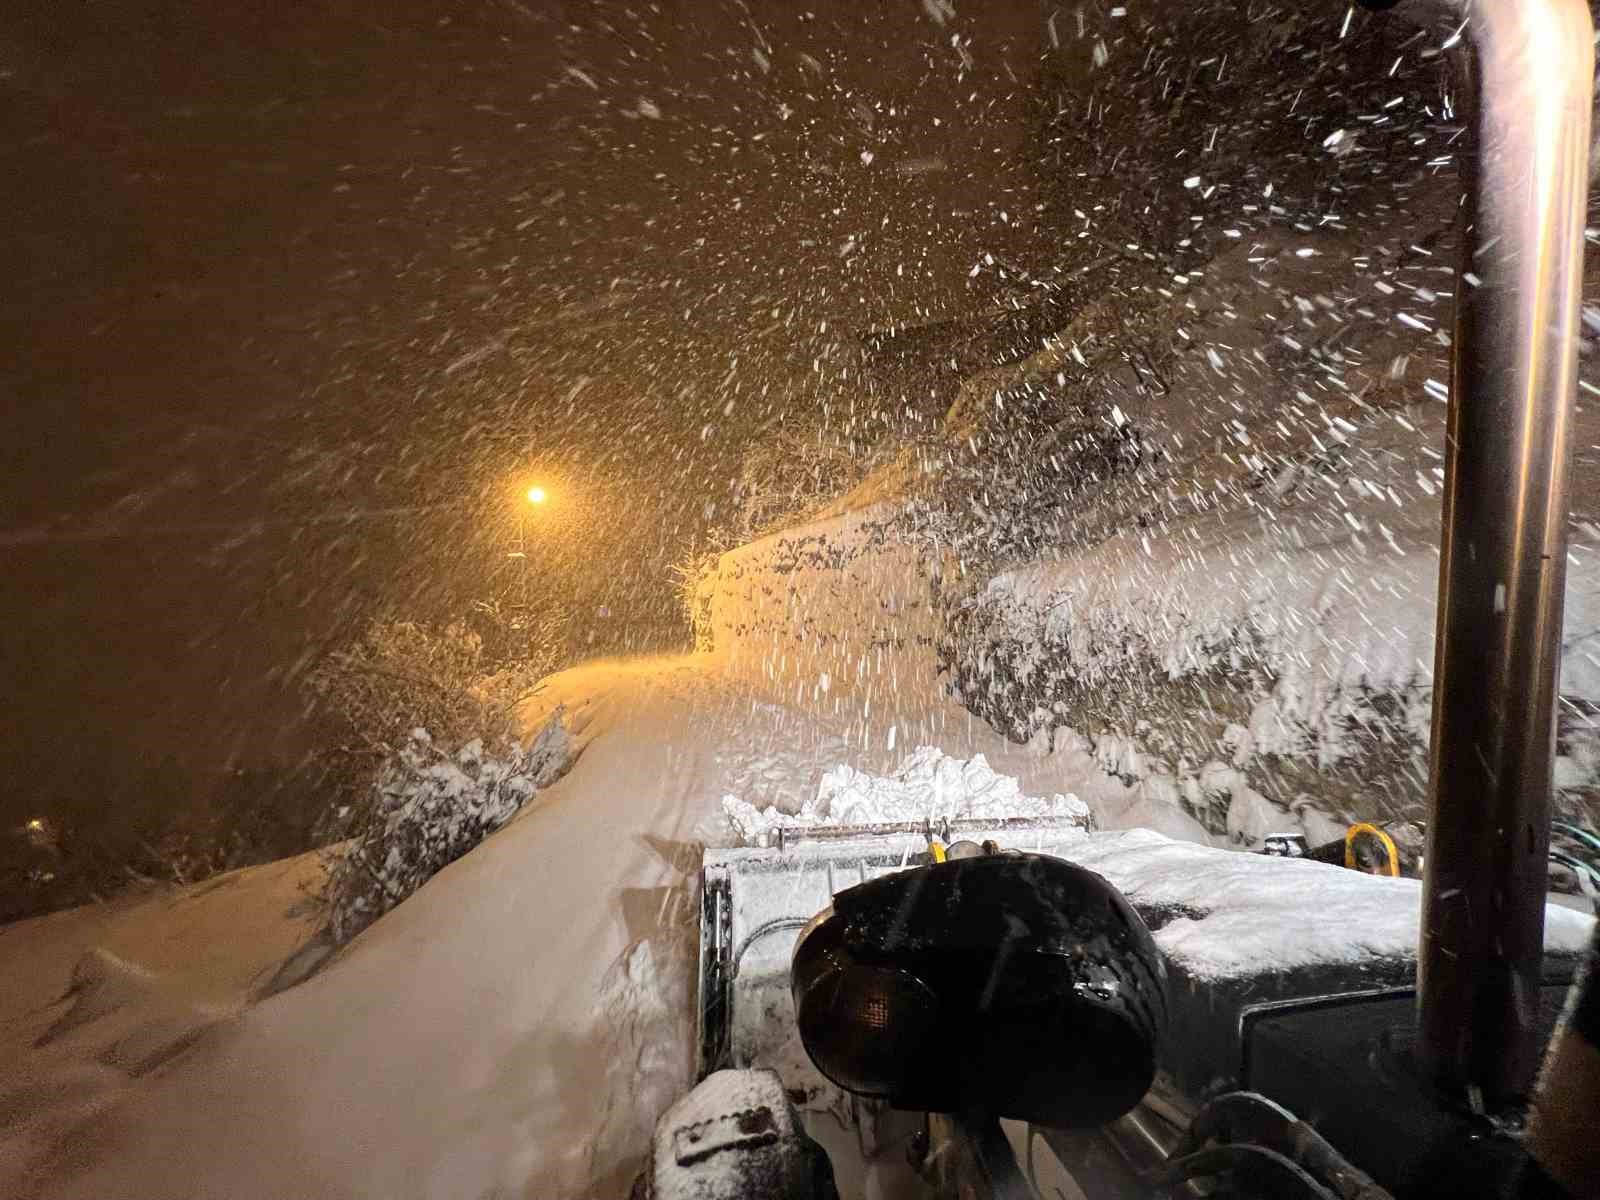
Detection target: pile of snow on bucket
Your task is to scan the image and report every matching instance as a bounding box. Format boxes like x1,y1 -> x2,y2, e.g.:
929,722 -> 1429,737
722,745 -> 1090,844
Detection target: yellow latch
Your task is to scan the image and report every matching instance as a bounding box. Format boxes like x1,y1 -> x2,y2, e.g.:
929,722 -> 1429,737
1345,822 -> 1400,877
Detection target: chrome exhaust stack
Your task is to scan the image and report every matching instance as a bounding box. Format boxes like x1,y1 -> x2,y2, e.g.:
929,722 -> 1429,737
1379,0 -> 1596,1103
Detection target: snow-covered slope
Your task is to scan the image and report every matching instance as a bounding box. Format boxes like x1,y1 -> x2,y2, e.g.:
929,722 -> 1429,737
0,853 -> 324,1193
700,504 -> 945,738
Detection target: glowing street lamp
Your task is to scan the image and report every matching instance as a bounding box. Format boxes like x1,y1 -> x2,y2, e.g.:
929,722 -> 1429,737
510,484 -> 550,618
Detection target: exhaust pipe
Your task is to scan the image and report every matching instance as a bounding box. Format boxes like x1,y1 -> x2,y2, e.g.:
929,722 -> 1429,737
1383,0 -> 1595,1103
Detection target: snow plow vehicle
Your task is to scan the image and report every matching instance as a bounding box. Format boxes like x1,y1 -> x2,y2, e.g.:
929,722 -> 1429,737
636,1 -> 1600,1197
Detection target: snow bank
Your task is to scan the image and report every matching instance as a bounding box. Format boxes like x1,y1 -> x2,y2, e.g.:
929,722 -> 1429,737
0,853 -> 324,1196
967,510 -> 1435,757
953,404 -> 1600,790
701,506 -> 949,727
722,745 -> 1090,843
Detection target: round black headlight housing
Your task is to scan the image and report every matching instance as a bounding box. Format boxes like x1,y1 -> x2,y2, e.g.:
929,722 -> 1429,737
790,854 -> 1168,1128
792,905 -> 941,1096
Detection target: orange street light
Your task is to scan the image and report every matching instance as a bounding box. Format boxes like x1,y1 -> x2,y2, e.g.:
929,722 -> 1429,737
511,485 -> 549,615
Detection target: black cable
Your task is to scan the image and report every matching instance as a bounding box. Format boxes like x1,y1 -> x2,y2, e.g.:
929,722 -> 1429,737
1167,1091 -> 1394,1200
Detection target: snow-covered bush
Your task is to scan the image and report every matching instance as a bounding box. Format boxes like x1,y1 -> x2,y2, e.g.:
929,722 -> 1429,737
305,615 -> 569,842
324,713 -> 573,944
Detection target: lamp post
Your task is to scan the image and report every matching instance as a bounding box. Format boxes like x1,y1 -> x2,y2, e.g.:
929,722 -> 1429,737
508,486 -> 547,622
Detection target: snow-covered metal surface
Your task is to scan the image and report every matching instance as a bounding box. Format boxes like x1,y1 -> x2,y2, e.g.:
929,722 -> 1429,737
700,817 -> 1099,1200
646,1069 -> 830,1200
707,747 -> 1101,1097
1065,829 -> 1593,981
702,821 -> 1092,1081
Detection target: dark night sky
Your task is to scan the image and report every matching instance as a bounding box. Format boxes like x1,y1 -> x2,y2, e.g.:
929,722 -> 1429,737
1,1 -> 1065,816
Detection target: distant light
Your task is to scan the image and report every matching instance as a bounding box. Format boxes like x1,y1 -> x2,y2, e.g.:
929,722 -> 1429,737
25,818 -> 45,833
527,487 -> 547,505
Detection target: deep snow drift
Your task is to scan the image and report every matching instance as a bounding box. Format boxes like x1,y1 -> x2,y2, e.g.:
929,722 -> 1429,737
0,852 -> 325,1191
